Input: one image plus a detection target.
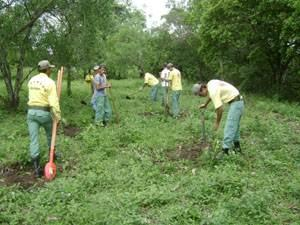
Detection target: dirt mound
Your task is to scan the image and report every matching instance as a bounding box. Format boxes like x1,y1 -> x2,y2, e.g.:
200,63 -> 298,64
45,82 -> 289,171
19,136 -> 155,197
0,163 -> 44,189
63,125 -> 81,137
166,143 -> 210,161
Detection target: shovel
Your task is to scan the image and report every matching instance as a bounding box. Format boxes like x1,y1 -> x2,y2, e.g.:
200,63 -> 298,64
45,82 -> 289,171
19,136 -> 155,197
107,83 -> 120,124
125,90 -> 140,99
200,110 -> 206,144
164,87 -> 170,115
44,67 -> 63,181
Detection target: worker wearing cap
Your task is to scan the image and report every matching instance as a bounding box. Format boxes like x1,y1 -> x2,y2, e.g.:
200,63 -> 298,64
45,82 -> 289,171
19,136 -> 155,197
27,60 -> 61,177
192,80 -> 244,155
93,65 -> 112,126
140,72 -> 159,101
160,63 -> 170,106
167,63 -> 182,118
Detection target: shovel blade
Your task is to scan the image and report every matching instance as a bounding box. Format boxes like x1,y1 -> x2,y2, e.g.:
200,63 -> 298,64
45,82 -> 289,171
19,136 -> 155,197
44,162 -> 57,181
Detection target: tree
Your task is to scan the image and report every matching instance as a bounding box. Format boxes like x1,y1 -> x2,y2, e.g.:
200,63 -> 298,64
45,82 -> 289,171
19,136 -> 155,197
0,0 -> 117,106
0,0 -> 55,108
188,0 -> 300,94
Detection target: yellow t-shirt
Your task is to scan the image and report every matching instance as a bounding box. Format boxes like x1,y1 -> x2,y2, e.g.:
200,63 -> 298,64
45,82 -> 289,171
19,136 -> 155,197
168,68 -> 182,91
85,74 -> 94,83
27,73 -> 61,120
144,73 -> 159,86
207,79 -> 239,109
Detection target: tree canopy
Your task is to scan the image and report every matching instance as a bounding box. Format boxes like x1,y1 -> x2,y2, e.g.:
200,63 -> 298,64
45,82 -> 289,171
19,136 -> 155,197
1,0 -> 300,109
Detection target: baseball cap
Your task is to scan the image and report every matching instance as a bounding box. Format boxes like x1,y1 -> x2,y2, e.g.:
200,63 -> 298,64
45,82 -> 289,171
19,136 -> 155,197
93,65 -> 100,70
167,63 -> 173,68
192,83 -> 203,95
38,60 -> 55,70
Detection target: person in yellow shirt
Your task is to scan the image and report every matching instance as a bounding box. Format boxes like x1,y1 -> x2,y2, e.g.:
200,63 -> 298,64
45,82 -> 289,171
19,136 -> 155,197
27,60 -> 61,177
85,69 -> 94,94
140,72 -> 159,101
167,63 -> 182,118
192,80 -> 244,155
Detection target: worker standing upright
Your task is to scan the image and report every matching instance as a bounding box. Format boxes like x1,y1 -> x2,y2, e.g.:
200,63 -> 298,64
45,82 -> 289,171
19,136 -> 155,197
27,60 -> 61,177
93,65 -> 112,127
85,68 -> 94,94
167,63 -> 182,118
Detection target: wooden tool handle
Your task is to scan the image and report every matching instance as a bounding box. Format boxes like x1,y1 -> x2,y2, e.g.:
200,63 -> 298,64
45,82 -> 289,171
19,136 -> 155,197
49,67 -> 64,163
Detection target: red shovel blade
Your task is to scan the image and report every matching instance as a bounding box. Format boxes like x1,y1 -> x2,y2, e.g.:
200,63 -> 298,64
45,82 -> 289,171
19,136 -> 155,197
44,162 -> 57,181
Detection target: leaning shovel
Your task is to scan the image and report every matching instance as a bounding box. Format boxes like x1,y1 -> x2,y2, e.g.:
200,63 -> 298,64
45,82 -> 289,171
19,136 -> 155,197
44,67 -> 63,181
125,90 -> 140,99
200,110 -> 206,144
164,87 -> 170,115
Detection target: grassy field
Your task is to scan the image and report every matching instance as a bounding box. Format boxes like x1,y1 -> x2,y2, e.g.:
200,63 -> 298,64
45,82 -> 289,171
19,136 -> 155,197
0,79 -> 300,225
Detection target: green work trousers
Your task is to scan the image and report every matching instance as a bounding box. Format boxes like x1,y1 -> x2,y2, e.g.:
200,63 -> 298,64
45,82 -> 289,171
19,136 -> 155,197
223,100 -> 244,149
150,84 -> 159,101
172,90 -> 181,117
27,109 -> 52,159
95,95 -> 112,124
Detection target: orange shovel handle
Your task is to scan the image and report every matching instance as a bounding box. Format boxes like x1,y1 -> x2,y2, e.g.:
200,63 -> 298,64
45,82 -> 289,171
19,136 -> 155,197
49,67 -> 64,163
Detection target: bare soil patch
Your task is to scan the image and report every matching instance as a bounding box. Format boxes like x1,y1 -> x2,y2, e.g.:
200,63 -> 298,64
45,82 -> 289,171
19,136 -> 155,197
63,125 -> 81,137
0,163 -> 44,189
166,142 -> 210,161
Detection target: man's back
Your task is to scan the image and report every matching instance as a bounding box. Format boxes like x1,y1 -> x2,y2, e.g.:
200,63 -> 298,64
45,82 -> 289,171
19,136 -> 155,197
28,73 -> 55,107
169,68 -> 182,91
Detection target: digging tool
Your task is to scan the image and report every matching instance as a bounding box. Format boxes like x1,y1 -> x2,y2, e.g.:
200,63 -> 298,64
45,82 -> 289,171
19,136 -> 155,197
200,110 -> 206,144
164,87 -> 170,115
125,89 -> 140,99
107,84 -> 120,124
44,67 -> 63,181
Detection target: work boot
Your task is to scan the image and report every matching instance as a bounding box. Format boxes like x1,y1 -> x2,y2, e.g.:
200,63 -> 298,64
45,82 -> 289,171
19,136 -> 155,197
32,156 -> 42,178
233,141 -> 242,153
216,148 -> 229,160
95,121 -> 105,127
222,148 -> 229,155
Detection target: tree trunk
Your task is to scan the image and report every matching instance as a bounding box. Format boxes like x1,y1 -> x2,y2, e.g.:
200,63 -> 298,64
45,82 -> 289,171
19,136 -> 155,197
67,66 -> 72,96
0,47 -> 18,108
0,25 -> 32,109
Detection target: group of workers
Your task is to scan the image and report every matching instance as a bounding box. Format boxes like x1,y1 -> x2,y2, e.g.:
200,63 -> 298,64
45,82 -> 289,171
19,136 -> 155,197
85,62 -> 183,119
139,63 -> 182,118
27,59 -> 244,178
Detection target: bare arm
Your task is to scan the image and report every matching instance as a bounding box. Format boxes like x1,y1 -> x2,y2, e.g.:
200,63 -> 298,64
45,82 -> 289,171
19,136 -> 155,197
200,97 -> 211,108
96,82 -> 111,90
214,106 -> 223,130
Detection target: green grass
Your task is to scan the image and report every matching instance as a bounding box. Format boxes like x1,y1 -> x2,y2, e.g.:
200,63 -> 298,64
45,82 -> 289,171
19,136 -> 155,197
0,79 -> 300,224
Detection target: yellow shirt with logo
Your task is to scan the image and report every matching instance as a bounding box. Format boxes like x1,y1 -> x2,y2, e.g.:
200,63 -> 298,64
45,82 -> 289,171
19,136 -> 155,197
27,73 -> 61,120
144,73 -> 159,86
168,68 -> 182,91
207,79 -> 239,109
